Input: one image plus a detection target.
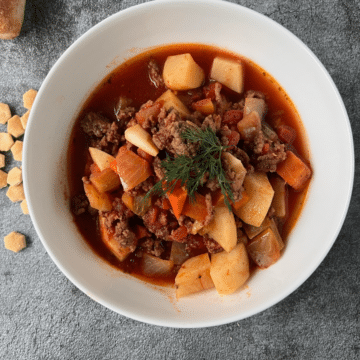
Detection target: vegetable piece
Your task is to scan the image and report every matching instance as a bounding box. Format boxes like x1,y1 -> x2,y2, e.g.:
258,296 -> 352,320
269,176 -> 287,218
169,226 -> 188,242
237,111 -> 261,141
135,101 -> 162,125
161,198 -> 171,210
222,110 -> 243,125
211,189 -> 225,207
182,193 -> 208,222
134,225 -> 150,240
225,130 -> 240,146
210,243 -> 250,295
0,0 -> 26,40
169,242 -> 189,265
202,82 -> 218,100
276,151 -> 311,190
244,97 -> 267,120
276,124 -> 296,144
202,204 -> 237,253
125,124 -> 159,156
247,227 -> 282,268
141,253 -> 174,277
121,192 -> 134,212
163,53 -> 205,90
167,181 -> 188,219
99,215 -> 134,261
175,253 -> 214,299
190,220 -> 205,235
115,146 -> 152,190
236,172 -> 274,227
89,147 -> 116,171
231,190 -> 250,216
90,168 -> 121,193
192,98 -> 215,115
243,216 -> 272,239
83,181 -> 112,211
89,163 -> 101,175
133,194 -> 152,216
156,90 -> 190,117
210,57 -> 244,93
222,152 -> 247,189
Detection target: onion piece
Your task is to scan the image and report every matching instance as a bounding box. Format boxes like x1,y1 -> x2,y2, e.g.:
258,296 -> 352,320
141,253 -> 174,277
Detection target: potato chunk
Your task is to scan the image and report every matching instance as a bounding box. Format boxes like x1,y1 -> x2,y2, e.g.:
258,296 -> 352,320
125,124 -> 159,156
90,168 -> 121,193
83,180 -> 112,211
99,215 -> 133,261
175,253 -> 214,299
236,172 -> 274,227
156,90 -> 190,117
269,176 -> 287,218
89,147 -> 115,171
247,227 -> 282,268
210,57 -> 244,93
163,53 -> 205,90
202,204 -> 237,253
210,243 -> 250,295
222,152 -> 247,188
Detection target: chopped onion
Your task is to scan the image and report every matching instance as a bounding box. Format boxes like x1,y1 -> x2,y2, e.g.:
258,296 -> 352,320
141,253 -> 174,277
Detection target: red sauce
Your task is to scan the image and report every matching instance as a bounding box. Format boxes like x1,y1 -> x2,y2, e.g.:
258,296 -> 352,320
68,43 -> 311,286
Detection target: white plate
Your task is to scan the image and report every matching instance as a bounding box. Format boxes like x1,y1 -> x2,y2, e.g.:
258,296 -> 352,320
23,0 -> 354,328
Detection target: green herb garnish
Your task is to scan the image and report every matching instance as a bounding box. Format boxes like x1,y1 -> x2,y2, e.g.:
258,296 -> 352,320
144,126 -> 234,210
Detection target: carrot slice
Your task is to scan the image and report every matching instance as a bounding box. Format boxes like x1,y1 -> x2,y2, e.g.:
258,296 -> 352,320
169,226 -> 188,242
121,192 -> 135,212
115,146 -> 153,190
109,159 -> 117,173
192,98 -> 215,115
182,193 -> 208,222
231,190 -> 250,217
167,181 -> 188,219
276,151 -> 311,190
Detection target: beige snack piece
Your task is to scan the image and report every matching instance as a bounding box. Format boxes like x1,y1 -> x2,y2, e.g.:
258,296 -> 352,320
6,182 -> 25,202
23,89 -> 37,109
0,132 -> 14,151
0,103 -> 11,124
20,199 -> 29,214
4,231 -> 26,253
7,166 -> 22,186
20,110 -> 29,129
0,169 -> 7,188
0,153 -> 5,168
11,140 -> 22,161
0,0 -> 26,40
7,115 -> 24,138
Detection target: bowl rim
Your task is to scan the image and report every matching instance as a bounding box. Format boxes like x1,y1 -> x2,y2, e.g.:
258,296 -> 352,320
23,0 -> 354,328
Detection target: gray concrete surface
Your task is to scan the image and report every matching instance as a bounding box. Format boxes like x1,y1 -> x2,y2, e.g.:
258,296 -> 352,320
0,0 -> 359,359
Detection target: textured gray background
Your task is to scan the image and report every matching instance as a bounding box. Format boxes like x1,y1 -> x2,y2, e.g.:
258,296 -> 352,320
0,0 -> 359,359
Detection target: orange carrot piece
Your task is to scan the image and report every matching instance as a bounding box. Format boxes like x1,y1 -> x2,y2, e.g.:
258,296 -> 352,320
109,159 -> 117,173
161,198 -> 171,210
222,110 -> 243,125
277,125 -> 296,144
191,98 -> 215,115
135,101 -> 162,125
169,226 -> 188,242
116,146 -> 153,190
134,225 -> 150,240
182,193 -> 208,222
276,151 -> 311,190
232,190 -> 250,211
167,181 -> 188,219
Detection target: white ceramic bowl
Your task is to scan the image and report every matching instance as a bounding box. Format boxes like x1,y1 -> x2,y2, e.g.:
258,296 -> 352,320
23,0 -> 354,328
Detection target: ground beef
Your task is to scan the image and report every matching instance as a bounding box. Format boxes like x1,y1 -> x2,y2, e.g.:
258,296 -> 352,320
127,177 -> 155,197
152,114 -> 199,157
203,235 -> 223,254
148,59 -> 164,88
204,193 -> 214,226
201,114 -> 222,133
186,111 -> 204,127
140,238 -> 165,257
81,112 -> 111,138
153,157 -> 165,180
184,234 -> 205,252
100,197 -> 137,251
142,208 -> 178,241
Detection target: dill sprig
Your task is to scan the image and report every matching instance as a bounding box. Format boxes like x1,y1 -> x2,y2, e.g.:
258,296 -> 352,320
144,126 -> 234,210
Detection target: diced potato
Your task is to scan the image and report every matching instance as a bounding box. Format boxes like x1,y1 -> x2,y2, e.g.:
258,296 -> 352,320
156,90 -> 190,117
83,181 -> 112,211
244,97 -> 267,119
210,243 -> 250,295
210,57 -> 244,93
202,204 -> 237,253
169,242 -> 189,265
125,124 -> 159,156
89,147 -> 115,171
243,216 -> 272,239
247,227 -> 282,268
269,176 -> 287,218
175,253 -> 214,299
163,53 -> 205,90
121,192 -> 134,211
236,172 -> 274,227
99,215 -> 133,261
222,152 -> 247,188
90,168 -> 121,193
237,111 -> 261,141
